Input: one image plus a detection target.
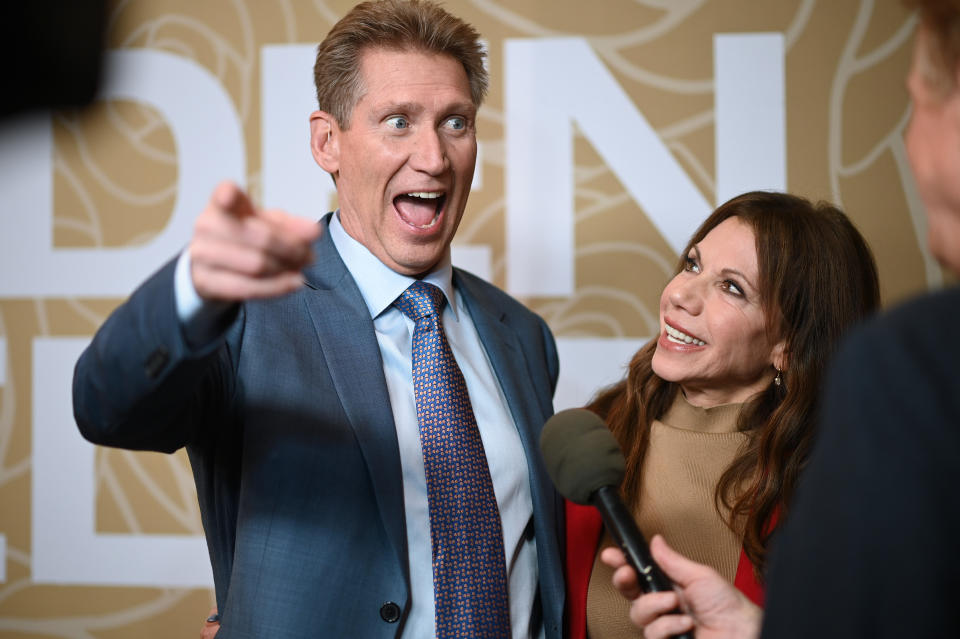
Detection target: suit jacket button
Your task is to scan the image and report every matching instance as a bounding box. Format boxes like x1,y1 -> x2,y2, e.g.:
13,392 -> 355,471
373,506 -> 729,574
144,347 -> 170,379
379,602 -> 400,623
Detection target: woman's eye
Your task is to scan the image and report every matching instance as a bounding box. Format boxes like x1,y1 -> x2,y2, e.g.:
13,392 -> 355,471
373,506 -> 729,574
683,256 -> 700,273
721,280 -> 744,296
386,116 -> 409,129
444,116 -> 466,130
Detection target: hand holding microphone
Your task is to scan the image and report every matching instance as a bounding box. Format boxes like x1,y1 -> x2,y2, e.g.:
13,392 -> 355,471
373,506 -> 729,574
601,538 -> 763,639
541,408 -> 694,639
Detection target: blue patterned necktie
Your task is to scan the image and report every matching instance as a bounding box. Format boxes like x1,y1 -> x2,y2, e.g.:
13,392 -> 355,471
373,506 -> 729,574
393,281 -> 511,639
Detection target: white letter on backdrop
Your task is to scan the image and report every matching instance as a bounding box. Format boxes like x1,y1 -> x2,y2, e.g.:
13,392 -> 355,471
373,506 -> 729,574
504,35 -> 785,299
0,49 -> 244,298
32,338 -> 212,587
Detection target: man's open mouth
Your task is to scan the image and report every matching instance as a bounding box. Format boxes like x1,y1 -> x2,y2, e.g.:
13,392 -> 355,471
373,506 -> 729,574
394,191 -> 446,229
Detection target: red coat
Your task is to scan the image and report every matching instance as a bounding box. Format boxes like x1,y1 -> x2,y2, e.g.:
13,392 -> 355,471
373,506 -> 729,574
564,500 -> 765,639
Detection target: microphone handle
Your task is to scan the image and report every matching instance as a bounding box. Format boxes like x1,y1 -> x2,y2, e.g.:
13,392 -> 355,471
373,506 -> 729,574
592,485 -> 694,639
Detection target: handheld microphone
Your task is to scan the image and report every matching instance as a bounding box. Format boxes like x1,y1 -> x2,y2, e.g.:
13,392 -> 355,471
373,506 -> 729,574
541,408 -> 693,639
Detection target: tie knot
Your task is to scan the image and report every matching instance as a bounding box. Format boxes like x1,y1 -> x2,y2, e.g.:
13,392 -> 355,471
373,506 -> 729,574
394,280 -> 446,321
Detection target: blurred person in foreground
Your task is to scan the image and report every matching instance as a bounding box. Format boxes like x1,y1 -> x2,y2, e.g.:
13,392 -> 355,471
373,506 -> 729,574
567,191 -> 880,639
72,1 -> 564,637
603,1 -> 960,637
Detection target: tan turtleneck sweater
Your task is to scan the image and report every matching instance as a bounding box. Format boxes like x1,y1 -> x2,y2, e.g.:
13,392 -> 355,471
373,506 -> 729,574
585,393 -> 748,639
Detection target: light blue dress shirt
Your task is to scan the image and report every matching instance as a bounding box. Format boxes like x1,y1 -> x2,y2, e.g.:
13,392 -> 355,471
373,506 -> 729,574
175,213 -> 541,638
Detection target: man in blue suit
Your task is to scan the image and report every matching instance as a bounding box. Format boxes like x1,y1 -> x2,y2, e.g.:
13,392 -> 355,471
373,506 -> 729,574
72,1 -> 564,637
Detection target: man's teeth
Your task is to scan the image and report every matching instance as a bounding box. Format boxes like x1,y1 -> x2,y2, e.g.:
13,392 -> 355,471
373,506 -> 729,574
665,325 -> 705,346
396,191 -> 443,229
411,217 -> 438,229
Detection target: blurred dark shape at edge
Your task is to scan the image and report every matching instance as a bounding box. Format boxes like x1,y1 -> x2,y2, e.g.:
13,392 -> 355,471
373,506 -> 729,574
2,0 -> 107,118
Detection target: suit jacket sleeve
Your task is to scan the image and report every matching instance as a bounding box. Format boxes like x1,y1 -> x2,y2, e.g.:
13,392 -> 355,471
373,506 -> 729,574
72,257 -> 239,453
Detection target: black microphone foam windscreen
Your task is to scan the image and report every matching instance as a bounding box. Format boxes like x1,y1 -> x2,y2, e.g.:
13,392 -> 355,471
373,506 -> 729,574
540,408 -> 625,505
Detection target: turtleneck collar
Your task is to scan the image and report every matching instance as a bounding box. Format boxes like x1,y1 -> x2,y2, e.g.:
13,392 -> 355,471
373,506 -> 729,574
659,391 -> 745,434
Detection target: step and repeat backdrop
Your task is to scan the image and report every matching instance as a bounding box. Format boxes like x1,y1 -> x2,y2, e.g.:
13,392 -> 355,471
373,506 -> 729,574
0,0 -> 929,636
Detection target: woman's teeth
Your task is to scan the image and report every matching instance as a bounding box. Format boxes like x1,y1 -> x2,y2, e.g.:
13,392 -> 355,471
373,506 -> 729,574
665,325 -> 705,346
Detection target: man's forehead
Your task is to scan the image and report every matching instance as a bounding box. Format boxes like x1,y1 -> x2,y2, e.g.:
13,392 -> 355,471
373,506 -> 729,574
357,46 -> 464,78
354,47 -> 474,107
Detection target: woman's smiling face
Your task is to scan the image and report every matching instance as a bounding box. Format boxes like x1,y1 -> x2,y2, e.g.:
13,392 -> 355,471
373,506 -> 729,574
652,216 -> 785,407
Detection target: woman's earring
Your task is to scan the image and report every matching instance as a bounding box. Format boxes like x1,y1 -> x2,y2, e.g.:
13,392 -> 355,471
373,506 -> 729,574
774,367 -> 782,387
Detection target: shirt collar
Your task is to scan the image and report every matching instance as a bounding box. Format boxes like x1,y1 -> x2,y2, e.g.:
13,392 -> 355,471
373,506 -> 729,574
328,210 -> 457,320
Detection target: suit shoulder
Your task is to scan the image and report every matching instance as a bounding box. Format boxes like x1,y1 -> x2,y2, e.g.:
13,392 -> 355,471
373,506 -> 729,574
837,287 -> 960,366
453,268 -> 548,325
828,287 -> 960,419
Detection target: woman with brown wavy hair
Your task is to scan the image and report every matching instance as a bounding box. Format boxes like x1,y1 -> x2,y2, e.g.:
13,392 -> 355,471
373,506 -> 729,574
565,190 -> 880,639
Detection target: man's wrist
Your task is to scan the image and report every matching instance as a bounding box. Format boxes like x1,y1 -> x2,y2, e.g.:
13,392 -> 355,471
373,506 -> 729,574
737,598 -> 763,639
174,249 -> 236,347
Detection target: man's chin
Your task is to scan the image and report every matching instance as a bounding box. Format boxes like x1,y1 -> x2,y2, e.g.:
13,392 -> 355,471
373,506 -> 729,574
385,248 -> 449,277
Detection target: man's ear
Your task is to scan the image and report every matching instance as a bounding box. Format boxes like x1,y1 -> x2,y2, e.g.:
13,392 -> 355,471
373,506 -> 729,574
310,110 -> 340,174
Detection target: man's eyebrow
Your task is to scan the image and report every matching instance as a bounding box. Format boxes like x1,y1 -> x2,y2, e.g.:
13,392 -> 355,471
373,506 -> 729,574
384,101 -> 422,113
445,101 -> 477,114
374,100 -> 476,115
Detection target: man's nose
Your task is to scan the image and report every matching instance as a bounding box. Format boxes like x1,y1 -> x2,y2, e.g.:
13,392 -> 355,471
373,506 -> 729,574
410,128 -> 448,174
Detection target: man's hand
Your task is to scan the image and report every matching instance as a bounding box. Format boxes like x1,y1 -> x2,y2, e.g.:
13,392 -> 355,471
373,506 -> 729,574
190,181 -> 321,301
600,535 -> 763,639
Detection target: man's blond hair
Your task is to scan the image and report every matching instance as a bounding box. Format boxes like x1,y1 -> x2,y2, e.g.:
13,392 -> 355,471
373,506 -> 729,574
313,0 -> 488,128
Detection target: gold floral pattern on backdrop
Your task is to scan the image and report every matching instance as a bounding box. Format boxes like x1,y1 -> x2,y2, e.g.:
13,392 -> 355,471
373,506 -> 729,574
0,1 -> 923,636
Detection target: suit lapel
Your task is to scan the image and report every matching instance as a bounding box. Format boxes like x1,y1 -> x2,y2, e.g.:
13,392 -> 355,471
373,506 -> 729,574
454,270 -> 553,490
301,214 -> 408,577
455,271 -> 566,636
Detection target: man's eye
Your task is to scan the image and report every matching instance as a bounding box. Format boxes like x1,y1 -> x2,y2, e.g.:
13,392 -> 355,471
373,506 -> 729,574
444,116 -> 466,130
386,116 -> 409,129
683,256 -> 700,273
